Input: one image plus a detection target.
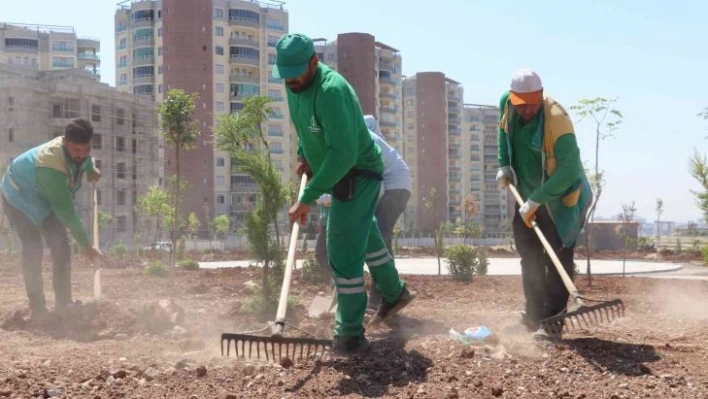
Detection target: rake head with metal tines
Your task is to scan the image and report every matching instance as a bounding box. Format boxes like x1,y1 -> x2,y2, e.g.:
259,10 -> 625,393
221,333 -> 332,363
540,299 -> 625,336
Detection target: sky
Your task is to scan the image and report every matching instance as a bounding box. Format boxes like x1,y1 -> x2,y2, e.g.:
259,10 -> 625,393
3,0 -> 707,223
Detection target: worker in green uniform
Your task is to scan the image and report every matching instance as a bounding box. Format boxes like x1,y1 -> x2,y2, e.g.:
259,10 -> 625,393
496,69 -> 592,339
2,119 -> 102,321
274,33 -> 414,354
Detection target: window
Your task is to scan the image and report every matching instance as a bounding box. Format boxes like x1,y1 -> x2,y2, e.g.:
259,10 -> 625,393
157,27 -> 162,37
8,128 -> 14,143
266,17 -> 283,31
116,216 -> 127,233
214,8 -> 224,19
51,57 -> 74,68
215,82 -> 225,93
157,47 -> 163,56
116,190 -> 126,206
53,104 -> 62,118
132,163 -> 137,180
91,105 -> 101,122
215,26 -> 224,36
118,38 -> 127,49
116,137 -> 125,152
231,83 -> 260,97
132,191 -> 137,205
133,47 -> 154,60
5,38 -> 38,50
267,35 -> 279,47
133,65 -> 154,78
117,108 -> 125,125
230,102 -> 244,113
51,41 -> 74,52
229,9 -> 259,23
215,102 -> 225,112
217,194 -> 225,204
132,139 -> 137,154
216,176 -> 225,186
92,134 -> 102,149
215,45 -> 224,55
215,64 -> 224,74
267,53 -> 276,65
132,9 -> 154,22
216,157 -> 225,167
267,89 -> 282,101
64,99 -> 80,119
133,28 -> 153,42
116,163 -> 126,179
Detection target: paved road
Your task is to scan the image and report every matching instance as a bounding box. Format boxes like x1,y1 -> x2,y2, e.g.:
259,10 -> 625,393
198,257 -> 707,279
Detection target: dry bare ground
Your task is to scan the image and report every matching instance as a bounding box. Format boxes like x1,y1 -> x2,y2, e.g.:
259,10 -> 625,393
0,253 -> 707,399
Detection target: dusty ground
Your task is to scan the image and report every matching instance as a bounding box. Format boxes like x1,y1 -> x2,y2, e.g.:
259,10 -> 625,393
0,253 -> 707,399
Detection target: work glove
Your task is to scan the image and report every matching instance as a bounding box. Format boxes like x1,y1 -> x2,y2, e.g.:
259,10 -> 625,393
495,166 -> 515,187
519,200 -> 540,228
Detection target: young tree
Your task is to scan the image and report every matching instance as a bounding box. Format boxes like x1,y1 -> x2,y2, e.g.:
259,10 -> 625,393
689,149 -> 708,223
137,185 -> 173,245
655,198 -> 664,242
187,212 -> 201,252
159,89 -> 200,287
459,194 -> 480,245
214,95 -> 287,302
617,201 -> 637,277
211,214 -> 230,245
570,97 -> 623,285
423,187 -> 444,275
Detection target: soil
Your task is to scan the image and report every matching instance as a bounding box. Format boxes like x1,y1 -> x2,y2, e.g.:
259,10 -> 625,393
0,253 -> 707,399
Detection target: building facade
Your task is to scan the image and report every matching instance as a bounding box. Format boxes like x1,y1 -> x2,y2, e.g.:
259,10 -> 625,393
115,0 -> 291,230
0,23 -> 100,79
312,33 -> 404,156
0,65 -> 160,246
462,104 -> 511,234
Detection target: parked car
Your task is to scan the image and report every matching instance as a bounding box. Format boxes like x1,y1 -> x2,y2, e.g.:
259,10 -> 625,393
144,241 -> 173,252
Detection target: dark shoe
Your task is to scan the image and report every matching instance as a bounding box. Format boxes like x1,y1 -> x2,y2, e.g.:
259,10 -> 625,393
369,285 -> 415,326
520,311 -> 540,332
29,306 -> 49,322
332,335 -> 369,355
534,308 -> 567,341
532,325 -> 562,341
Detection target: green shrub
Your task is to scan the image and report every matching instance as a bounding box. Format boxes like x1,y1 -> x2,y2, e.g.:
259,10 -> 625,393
703,246 -> 708,265
177,236 -> 186,260
444,245 -> 489,282
144,260 -> 168,277
178,259 -> 200,271
109,242 -> 128,260
300,252 -> 331,285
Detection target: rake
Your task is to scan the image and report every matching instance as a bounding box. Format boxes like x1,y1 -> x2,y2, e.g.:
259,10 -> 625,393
221,174 -> 332,362
508,184 -> 625,336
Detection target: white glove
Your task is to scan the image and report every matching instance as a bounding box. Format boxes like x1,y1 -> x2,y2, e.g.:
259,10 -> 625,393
519,200 -> 540,228
316,194 -> 332,206
496,166 -> 515,187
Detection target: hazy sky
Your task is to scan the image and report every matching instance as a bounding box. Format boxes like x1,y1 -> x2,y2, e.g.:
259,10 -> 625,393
3,0 -> 707,223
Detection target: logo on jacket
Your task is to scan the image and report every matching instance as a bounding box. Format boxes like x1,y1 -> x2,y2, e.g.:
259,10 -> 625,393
308,115 -> 321,133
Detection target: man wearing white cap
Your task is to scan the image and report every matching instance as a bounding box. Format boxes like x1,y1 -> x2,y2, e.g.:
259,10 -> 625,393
496,69 -> 592,339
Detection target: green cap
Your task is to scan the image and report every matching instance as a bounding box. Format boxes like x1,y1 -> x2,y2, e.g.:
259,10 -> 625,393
272,33 -> 315,79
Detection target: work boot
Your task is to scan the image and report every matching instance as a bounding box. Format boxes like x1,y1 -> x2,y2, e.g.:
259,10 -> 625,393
533,308 -> 567,341
520,311 -> 540,332
28,306 -> 49,323
332,335 -> 369,355
369,285 -> 415,326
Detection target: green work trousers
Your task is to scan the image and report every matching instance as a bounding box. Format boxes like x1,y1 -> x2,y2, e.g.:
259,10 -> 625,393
327,175 -> 405,337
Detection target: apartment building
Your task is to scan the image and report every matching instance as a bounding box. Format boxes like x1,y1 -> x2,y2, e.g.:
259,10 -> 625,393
312,33 -> 404,156
401,72 -> 462,232
462,104 -> 511,234
115,0 -> 291,230
0,23 -> 100,79
0,64 -> 160,246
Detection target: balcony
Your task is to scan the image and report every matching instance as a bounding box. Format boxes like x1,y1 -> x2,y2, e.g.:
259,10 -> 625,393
131,17 -> 154,28
133,75 -> 154,85
380,120 -> 398,129
77,53 -> 100,61
379,77 -> 397,87
268,130 -> 283,137
270,113 -> 284,120
132,36 -> 154,47
449,128 -> 461,136
266,23 -> 284,31
230,73 -> 260,84
133,56 -> 155,66
229,16 -> 260,29
268,76 -> 283,84
230,55 -> 259,66
229,37 -> 260,47
380,92 -> 397,101
269,95 -> 284,103
380,106 -> 397,114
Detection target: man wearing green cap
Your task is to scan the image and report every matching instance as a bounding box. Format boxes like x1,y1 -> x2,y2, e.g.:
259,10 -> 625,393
275,32 -> 414,354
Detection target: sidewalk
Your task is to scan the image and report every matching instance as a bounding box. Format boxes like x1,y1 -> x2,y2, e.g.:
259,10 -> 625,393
199,256 -> 688,277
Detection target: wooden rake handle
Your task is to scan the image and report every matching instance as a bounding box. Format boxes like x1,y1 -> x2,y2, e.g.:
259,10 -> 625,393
273,174 -> 309,336
508,184 -> 583,305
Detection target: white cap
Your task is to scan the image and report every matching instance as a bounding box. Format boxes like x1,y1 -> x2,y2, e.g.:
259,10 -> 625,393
509,69 -> 543,105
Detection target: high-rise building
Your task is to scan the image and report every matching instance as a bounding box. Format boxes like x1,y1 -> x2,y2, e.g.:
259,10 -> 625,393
115,0 -> 291,229
312,33 -> 404,156
462,104 -> 510,233
0,23 -> 101,79
402,72 -> 463,233
0,64 -> 160,246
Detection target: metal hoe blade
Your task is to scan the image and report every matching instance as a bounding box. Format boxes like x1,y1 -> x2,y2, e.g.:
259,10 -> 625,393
221,333 -> 332,363
540,299 -> 625,336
